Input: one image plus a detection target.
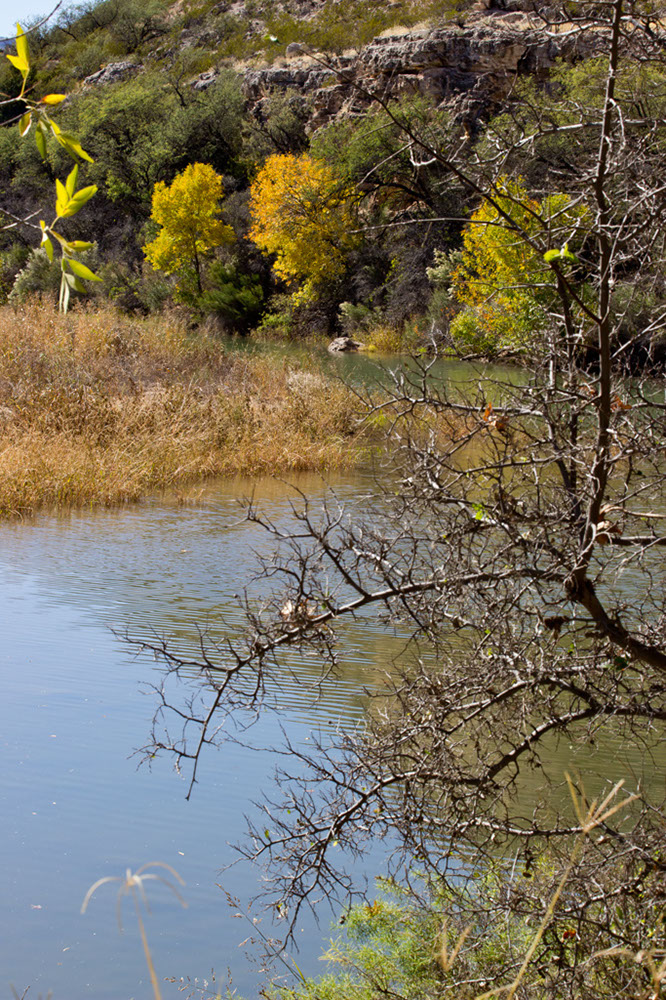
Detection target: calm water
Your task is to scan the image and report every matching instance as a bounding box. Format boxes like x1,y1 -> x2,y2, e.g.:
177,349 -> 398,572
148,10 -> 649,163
2,351 -> 664,998
0,471 -> 398,1000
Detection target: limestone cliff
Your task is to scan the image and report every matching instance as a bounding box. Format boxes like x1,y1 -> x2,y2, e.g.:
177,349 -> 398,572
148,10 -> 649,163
236,14 -> 601,128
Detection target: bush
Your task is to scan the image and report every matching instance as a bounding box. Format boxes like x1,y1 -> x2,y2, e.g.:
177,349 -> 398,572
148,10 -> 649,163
98,259 -> 172,313
0,243 -> 31,303
199,261 -> 264,333
10,245 -> 101,307
255,293 -> 294,338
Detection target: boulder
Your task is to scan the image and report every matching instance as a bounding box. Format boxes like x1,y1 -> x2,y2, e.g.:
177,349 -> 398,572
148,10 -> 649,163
328,336 -> 365,353
192,68 -> 219,91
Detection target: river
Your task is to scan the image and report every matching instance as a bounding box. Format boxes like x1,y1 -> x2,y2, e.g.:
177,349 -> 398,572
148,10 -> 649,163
1,350 -> 664,999
1,467 -> 413,999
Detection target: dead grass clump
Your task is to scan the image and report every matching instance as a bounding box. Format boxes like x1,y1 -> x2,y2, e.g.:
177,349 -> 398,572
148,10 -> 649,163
0,302 -> 365,518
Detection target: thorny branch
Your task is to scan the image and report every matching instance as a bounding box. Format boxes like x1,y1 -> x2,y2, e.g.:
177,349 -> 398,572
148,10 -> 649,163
126,0 -> 666,974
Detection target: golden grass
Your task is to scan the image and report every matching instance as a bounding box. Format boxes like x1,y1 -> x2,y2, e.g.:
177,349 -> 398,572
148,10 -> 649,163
0,302 -> 365,518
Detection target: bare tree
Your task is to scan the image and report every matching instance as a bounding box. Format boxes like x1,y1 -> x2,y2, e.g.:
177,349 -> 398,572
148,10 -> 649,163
132,2 -> 666,990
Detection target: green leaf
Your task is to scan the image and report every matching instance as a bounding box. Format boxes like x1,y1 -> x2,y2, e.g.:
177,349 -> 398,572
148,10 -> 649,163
59,273 -> 70,313
65,164 -> 79,198
55,182 -> 97,218
66,258 -> 101,282
35,123 -> 47,159
63,269 -> 86,294
545,244 -> 577,265
49,229 -> 69,248
53,128 -> 94,164
18,111 -> 31,137
39,221 -> 53,262
68,240 -> 94,251
55,178 -> 69,217
68,185 -> 97,214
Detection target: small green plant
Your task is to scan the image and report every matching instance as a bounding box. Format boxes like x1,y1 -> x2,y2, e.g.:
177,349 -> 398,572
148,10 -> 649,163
266,780 -> 645,1000
81,862 -> 187,1000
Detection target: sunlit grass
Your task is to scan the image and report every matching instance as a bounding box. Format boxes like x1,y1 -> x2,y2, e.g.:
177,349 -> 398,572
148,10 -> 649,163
0,301 -> 365,517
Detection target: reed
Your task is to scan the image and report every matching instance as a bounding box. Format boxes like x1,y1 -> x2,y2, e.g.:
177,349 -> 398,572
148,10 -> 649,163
0,302 -> 364,517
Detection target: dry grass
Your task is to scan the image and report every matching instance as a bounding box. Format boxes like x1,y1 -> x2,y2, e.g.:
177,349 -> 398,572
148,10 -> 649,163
0,301 -> 365,518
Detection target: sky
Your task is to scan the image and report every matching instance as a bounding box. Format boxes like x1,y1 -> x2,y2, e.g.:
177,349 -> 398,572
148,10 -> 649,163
0,0 -> 78,46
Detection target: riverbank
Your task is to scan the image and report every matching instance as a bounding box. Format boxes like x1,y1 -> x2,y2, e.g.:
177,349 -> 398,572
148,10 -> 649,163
0,302 -> 365,518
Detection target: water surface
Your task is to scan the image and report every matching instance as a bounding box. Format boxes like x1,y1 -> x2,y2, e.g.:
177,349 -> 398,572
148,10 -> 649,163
2,349 -> 664,998
1,472 -> 396,999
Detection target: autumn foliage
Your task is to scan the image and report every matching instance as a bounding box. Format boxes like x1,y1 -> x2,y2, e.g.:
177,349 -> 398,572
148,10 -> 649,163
249,153 -> 358,303
449,178 -> 589,353
143,163 -> 234,292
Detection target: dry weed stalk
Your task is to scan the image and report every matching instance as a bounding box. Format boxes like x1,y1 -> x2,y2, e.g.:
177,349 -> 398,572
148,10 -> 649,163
81,862 -> 187,1000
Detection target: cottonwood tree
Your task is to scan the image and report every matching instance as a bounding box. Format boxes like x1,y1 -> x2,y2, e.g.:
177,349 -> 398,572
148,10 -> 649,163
133,2 -> 666,992
249,152 -> 359,303
143,161 -> 234,294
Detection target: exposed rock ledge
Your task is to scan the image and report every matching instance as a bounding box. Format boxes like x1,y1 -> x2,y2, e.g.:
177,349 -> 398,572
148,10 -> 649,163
239,15 -> 603,128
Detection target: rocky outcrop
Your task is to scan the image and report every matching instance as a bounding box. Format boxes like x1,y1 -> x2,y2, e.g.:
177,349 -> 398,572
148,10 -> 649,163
328,336 -> 365,353
83,61 -> 141,86
241,15 -> 602,128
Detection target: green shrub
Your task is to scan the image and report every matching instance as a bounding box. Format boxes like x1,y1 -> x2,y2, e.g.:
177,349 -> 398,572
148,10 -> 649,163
10,245 -> 101,307
199,262 -> 264,333
0,243 -> 31,303
99,259 -> 172,313
255,293 -> 294,337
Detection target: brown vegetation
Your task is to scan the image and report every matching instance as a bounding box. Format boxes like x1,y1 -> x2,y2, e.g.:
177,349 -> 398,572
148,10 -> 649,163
0,302 -> 363,517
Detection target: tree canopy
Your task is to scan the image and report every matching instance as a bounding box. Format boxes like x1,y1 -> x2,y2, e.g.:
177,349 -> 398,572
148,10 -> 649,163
249,153 -> 359,304
143,161 -> 234,292
447,178 -> 590,354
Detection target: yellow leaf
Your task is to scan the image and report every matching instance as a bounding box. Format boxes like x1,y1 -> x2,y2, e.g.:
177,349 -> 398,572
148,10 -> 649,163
41,94 -> 67,105
15,23 -> 29,67
6,54 -> 29,75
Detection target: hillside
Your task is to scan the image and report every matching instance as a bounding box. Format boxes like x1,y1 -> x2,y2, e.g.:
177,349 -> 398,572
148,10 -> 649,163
1,0 -> 665,364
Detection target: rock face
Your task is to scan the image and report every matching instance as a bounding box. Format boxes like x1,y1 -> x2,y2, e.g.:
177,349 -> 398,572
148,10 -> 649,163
241,15 -> 601,128
83,61 -> 141,87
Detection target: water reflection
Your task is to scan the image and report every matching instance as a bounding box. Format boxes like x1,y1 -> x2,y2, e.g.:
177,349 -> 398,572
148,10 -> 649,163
0,470 -> 405,1000
2,465 -> 664,999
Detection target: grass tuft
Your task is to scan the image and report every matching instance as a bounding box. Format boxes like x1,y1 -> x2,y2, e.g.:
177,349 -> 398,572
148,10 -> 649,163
0,302 -> 364,518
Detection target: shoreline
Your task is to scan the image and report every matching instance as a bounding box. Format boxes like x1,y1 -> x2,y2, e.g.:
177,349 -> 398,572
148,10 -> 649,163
0,302 -> 366,519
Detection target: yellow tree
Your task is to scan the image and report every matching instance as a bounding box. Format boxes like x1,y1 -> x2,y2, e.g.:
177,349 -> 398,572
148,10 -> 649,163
249,153 -> 358,303
449,177 -> 589,354
143,163 -> 234,293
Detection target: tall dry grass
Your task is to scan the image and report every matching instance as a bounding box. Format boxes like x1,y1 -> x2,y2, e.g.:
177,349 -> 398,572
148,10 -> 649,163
0,302 -> 364,517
